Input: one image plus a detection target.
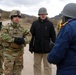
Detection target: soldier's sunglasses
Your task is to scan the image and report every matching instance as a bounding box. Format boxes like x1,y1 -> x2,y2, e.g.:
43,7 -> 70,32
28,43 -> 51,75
12,15 -> 21,18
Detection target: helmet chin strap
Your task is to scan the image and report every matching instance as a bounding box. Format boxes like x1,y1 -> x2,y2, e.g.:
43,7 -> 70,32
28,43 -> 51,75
62,16 -> 72,24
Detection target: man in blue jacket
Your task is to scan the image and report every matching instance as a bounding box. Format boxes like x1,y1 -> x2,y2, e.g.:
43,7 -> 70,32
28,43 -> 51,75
47,3 -> 76,75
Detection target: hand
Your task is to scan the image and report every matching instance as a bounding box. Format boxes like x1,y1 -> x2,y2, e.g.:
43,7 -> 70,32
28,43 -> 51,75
29,48 -> 33,53
14,37 -> 25,45
0,22 -> 2,30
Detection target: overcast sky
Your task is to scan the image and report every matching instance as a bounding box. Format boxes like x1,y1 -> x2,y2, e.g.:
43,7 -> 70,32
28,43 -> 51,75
0,0 -> 76,17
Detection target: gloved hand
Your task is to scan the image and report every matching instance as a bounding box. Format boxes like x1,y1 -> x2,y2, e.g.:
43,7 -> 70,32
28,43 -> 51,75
29,48 -> 33,53
0,22 -> 2,30
14,37 -> 25,45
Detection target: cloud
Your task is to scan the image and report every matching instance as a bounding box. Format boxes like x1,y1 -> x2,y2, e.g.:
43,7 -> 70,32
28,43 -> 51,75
14,0 -> 45,6
59,0 -> 76,3
0,0 -> 45,6
0,0 -> 76,17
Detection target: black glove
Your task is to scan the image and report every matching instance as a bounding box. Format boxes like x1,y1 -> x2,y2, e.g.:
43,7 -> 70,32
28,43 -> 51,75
29,48 -> 33,53
0,22 -> 2,30
14,37 -> 25,45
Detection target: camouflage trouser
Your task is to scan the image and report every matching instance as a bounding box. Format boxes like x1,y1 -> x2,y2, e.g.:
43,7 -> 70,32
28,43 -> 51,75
3,48 -> 24,75
0,50 -> 3,75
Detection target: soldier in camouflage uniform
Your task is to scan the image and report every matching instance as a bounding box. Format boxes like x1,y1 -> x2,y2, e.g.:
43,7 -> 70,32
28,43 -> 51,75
0,9 -> 3,75
0,10 -> 28,75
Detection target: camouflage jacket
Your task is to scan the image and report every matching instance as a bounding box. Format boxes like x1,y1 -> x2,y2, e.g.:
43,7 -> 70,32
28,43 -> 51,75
0,22 -> 28,48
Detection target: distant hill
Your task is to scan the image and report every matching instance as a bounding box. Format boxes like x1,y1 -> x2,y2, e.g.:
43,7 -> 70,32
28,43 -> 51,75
51,14 -> 62,20
1,9 -> 37,19
49,14 -> 62,27
1,9 -> 61,19
1,10 -> 10,19
0,9 -> 61,27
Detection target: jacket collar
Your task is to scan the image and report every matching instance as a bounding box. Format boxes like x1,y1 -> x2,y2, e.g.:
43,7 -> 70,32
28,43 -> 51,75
11,21 -> 20,28
60,19 -> 76,29
38,17 -> 48,23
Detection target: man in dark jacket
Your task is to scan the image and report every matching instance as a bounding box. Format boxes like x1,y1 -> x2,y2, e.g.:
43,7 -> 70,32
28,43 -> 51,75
47,3 -> 76,75
29,7 -> 56,75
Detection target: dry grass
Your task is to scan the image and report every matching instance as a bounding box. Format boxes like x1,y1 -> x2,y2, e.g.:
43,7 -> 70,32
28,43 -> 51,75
20,19 -> 31,30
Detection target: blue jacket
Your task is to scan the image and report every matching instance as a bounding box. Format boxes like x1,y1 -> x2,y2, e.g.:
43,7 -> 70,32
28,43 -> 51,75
47,19 -> 76,75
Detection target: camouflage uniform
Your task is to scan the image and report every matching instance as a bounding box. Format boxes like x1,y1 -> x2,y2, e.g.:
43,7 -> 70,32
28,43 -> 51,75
0,43 -> 3,75
0,9 -> 3,75
0,10 -> 28,75
0,22 -> 28,75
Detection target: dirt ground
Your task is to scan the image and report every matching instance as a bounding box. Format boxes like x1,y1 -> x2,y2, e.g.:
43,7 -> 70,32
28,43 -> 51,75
21,44 -> 56,75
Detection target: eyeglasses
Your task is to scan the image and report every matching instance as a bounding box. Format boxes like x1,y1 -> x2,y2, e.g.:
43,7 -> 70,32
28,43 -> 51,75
12,15 -> 21,18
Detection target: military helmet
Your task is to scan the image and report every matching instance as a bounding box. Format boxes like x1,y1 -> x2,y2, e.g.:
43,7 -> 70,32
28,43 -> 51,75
9,10 -> 21,18
38,7 -> 48,15
61,3 -> 76,18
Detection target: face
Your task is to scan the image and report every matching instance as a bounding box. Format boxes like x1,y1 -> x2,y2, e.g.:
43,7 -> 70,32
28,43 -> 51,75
39,14 -> 47,20
12,15 -> 21,23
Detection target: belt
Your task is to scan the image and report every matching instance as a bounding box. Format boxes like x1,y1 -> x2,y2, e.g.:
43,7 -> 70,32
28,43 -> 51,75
2,41 -> 23,49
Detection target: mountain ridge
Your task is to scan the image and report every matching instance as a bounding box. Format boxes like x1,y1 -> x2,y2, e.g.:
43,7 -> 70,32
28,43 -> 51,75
0,9 -> 61,20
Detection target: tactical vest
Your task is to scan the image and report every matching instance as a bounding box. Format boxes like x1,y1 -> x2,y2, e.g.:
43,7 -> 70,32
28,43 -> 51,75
1,23 -> 25,49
